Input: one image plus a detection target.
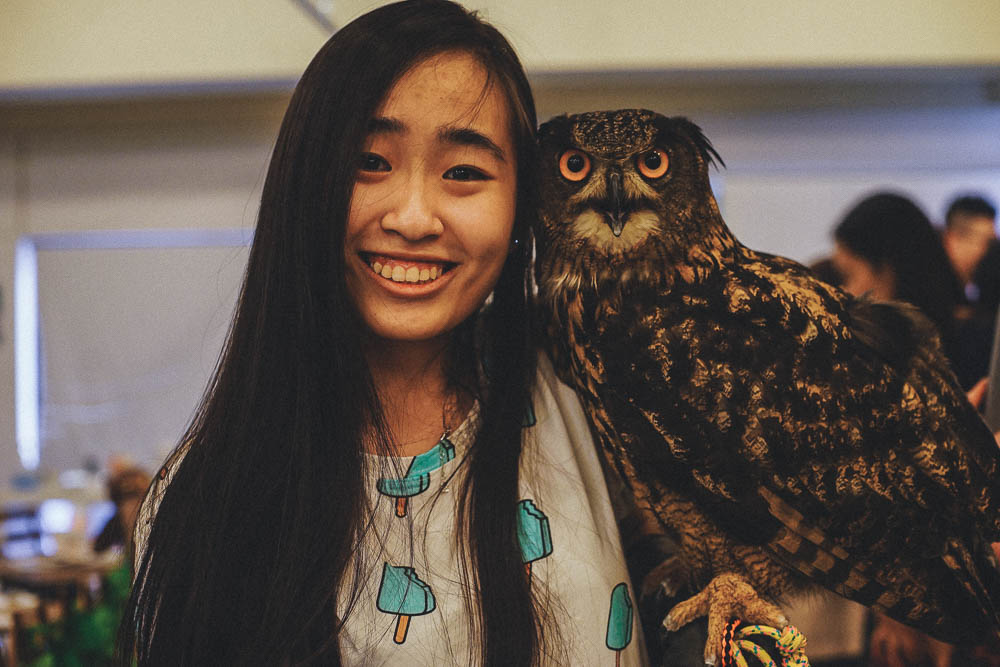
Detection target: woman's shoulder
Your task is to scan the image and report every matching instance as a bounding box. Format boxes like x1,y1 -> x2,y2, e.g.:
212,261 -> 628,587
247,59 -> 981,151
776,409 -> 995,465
530,349 -> 595,442
533,348 -> 565,391
533,349 -> 585,410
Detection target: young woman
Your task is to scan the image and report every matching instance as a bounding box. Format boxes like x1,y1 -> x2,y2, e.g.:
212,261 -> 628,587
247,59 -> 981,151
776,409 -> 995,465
119,2 -> 647,665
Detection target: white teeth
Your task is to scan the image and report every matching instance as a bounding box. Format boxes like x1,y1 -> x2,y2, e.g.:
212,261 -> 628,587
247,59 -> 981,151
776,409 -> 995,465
368,257 -> 447,283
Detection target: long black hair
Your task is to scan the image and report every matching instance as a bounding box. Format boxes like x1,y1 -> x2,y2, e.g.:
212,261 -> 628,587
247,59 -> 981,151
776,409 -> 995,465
834,191 -> 962,355
118,1 -> 539,664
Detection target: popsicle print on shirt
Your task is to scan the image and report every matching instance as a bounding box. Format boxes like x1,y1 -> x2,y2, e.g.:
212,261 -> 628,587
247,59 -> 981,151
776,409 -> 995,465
376,563 -> 436,644
516,499 -> 552,582
523,400 -> 536,427
376,436 -> 456,517
606,582 -> 634,666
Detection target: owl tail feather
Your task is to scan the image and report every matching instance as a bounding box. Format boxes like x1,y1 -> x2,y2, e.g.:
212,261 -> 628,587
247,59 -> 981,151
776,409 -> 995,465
938,536 -> 1000,643
762,483 -> 1000,645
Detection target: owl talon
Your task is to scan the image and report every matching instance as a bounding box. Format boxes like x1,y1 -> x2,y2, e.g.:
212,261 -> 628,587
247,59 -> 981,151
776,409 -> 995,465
664,572 -> 789,665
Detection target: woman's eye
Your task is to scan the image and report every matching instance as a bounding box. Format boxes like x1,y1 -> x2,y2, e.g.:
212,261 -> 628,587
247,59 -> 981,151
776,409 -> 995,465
444,166 -> 488,181
358,153 -> 390,172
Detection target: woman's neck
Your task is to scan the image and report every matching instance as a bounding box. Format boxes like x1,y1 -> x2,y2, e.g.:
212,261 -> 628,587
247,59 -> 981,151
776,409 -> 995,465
364,337 -> 468,457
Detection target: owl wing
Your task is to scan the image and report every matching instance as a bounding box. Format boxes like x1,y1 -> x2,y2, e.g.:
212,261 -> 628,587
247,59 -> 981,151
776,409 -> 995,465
592,251 -> 1000,643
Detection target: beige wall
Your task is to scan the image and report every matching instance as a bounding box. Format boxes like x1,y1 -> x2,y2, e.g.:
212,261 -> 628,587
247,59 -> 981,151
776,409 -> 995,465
4,0 -> 1000,93
3,0 -> 328,90
465,0 -> 1000,70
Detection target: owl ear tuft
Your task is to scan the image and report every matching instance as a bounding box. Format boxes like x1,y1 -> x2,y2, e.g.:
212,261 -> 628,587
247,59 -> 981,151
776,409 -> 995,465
669,117 -> 726,171
537,114 -> 573,142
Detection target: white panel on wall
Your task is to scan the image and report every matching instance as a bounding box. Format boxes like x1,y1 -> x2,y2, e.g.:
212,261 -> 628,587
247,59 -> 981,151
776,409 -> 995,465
721,170 -> 1000,265
35,243 -> 248,472
26,126 -> 273,234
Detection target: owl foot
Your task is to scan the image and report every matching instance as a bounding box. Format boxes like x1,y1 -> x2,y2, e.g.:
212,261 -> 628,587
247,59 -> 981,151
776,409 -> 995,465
663,572 -> 788,666
641,554 -> 689,600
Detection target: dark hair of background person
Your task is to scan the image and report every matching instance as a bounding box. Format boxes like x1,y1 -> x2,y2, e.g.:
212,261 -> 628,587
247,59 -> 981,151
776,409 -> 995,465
808,257 -> 842,288
834,192 -> 963,363
117,1 -> 540,665
945,194 -> 998,227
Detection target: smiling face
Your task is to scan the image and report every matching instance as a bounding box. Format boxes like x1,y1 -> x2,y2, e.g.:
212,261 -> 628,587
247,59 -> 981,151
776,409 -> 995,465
344,51 -> 517,349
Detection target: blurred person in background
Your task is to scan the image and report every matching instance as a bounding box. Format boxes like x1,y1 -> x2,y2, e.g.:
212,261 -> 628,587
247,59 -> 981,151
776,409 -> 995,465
832,191 -> 965,375
93,460 -> 151,554
943,195 -> 1000,395
942,195 -> 998,299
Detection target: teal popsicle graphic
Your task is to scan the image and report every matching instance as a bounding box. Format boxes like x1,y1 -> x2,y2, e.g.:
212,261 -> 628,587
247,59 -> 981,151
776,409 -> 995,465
516,499 -> 552,580
606,582 -> 633,665
376,563 -> 436,644
522,401 -> 536,427
376,437 -> 455,517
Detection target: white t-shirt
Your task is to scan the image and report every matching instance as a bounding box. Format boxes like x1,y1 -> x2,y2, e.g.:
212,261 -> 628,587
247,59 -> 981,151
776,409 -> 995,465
135,354 -> 647,666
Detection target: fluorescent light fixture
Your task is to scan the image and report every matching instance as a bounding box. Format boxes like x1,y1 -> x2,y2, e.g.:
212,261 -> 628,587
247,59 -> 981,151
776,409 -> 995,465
14,237 -> 40,471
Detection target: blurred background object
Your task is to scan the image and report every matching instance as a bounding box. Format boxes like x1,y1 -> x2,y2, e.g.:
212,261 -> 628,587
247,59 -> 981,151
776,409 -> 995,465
944,195 -> 1000,396
0,458 -> 148,666
942,195 -> 998,296
92,458 -> 151,555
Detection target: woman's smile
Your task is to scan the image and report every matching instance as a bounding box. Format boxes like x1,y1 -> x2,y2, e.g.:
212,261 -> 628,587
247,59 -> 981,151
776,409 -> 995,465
360,252 -> 456,286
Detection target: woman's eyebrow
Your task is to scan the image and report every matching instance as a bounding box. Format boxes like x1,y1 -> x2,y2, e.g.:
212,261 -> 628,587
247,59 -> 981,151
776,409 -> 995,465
368,116 -> 406,135
438,126 -> 507,163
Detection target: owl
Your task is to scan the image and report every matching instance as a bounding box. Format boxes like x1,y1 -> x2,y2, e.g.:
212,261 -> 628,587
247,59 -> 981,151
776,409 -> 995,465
533,109 -> 1000,663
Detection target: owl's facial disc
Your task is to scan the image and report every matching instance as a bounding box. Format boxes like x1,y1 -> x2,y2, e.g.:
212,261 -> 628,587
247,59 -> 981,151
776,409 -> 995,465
568,207 -> 660,253
561,164 -> 659,252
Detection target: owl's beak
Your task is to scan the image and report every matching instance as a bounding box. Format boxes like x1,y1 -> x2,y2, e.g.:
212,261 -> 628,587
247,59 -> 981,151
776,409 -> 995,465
605,170 -> 625,237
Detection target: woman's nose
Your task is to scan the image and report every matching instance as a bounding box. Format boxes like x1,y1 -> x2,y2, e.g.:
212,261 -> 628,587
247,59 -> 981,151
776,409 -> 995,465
380,176 -> 444,240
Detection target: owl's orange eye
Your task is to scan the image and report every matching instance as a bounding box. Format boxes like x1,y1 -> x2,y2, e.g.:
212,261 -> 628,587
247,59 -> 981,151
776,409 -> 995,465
558,150 -> 591,182
637,149 -> 669,179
